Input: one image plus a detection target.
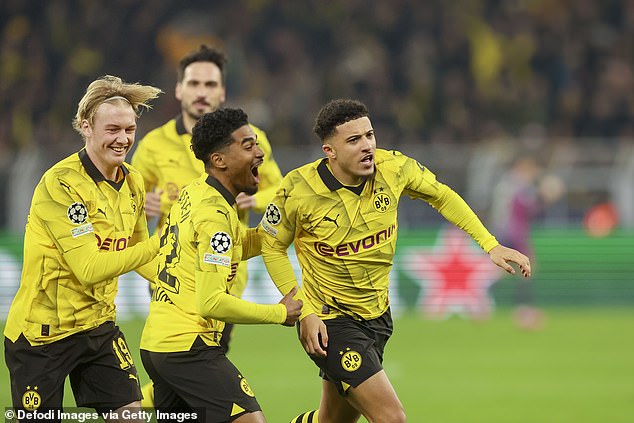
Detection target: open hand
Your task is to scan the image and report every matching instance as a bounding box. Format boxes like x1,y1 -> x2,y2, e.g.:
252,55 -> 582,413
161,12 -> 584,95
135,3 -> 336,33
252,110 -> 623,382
488,245 -> 532,278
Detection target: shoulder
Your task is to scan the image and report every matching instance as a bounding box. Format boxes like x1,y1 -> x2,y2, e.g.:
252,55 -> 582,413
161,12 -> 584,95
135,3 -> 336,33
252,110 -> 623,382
284,160 -> 321,187
375,149 -> 421,174
124,163 -> 147,191
136,119 -> 179,148
374,149 -> 411,165
34,153 -> 94,205
191,183 -> 237,226
41,153 -> 86,188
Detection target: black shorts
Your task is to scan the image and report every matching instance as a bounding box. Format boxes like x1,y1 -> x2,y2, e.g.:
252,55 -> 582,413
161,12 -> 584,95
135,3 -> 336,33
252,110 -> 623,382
140,337 -> 261,423
4,321 -> 141,416
307,308 -> 393,395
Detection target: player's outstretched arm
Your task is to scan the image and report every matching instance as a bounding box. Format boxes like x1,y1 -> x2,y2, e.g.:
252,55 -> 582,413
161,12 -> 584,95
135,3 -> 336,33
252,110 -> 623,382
63,235 -> 160,285
488,245 -> 532,278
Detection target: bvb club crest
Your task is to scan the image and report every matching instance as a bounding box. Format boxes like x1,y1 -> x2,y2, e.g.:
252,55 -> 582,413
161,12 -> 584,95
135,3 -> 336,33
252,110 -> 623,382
372,192 -> 391,213
22,386 -> 41,410
340,348 -> 362,372
239,375 -> 255,397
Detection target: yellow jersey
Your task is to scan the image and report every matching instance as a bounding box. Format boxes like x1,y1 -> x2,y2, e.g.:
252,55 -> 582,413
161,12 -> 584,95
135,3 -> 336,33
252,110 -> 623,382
261,149 -> 499,321
4,149 -> 158,345
131,115 -> 282,230
131,115 -> 283,296
140,175 -> 286,353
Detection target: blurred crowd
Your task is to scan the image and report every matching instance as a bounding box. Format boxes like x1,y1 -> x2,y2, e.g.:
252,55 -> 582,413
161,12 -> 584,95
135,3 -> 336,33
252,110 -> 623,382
1,0 -> 632,156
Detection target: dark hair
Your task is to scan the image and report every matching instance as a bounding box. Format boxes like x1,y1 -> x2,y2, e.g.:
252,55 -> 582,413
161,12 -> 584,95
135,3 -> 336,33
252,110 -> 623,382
313,99 -> 369,141
177,45 -> 227,83
191,108 -> 249,168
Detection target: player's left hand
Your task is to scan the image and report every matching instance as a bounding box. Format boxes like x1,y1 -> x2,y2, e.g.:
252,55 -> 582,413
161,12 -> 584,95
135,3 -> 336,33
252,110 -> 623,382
488,245 -> 532,278
236,192 -> 256,210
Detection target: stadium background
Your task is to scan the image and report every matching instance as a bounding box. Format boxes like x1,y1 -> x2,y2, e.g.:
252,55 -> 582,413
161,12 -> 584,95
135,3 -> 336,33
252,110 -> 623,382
0,1 -> 632,422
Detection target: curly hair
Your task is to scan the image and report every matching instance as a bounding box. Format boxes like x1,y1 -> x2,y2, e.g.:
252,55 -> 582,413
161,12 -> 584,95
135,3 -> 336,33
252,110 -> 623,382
72,75 -> 162,137
177,44 -> 227,83
313,99 -> 369,141
191,108 -> 249,168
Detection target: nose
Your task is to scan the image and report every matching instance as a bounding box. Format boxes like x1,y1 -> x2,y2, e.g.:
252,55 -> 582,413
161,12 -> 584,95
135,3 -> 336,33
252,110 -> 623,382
360,134 -> 374,150
255,145 -> 264,158
114,129 -> 131,143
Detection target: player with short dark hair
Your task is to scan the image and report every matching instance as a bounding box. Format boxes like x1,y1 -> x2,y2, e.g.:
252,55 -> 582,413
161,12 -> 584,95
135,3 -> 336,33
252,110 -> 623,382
4,75 -> 162,422
131,44 -> 283,357
260,99 -> 531,423
140,107 -> 302,423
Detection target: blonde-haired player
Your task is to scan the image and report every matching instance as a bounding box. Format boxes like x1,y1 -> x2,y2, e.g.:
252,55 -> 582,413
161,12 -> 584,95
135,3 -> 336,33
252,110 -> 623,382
4,75 -> 161,422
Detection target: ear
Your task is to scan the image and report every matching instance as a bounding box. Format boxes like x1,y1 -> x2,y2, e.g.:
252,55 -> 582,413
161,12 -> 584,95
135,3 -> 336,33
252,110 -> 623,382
80,120 -> 92,139
322,143 -> 336,159
220,85 -> 226,104
209,151 -> 227,170
175,82 -> 182,101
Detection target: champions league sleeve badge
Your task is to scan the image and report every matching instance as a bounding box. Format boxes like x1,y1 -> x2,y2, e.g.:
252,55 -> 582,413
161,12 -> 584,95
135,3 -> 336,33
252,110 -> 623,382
261,203 -> 281,236
204,231 -> 232,266
67,202 -> 94,237
67,202 -> 88,224
210,231 -> 232,254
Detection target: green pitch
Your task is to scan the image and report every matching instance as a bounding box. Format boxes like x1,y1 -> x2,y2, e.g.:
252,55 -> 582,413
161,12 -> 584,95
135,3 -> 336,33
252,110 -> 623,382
1,308 -> 633,423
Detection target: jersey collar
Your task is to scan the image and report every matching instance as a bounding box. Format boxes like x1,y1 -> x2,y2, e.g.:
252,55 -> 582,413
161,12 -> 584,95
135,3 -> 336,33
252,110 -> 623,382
175,114 -> 188,136
317,158 -> 367,195
78,149 -> 129,191
205,175 -> 236,206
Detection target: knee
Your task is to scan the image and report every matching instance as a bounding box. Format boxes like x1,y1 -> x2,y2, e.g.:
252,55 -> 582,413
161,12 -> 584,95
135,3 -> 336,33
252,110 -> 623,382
373,406 -> 406,423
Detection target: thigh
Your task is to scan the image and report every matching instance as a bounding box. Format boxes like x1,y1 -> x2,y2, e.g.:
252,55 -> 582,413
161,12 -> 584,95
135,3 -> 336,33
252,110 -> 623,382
141,349 -> 190,417
69,324 -> 142,410
346,370 -> 405,422
318,379 -> 361,423
4,335 -> 68,413
143,343 -> 261,423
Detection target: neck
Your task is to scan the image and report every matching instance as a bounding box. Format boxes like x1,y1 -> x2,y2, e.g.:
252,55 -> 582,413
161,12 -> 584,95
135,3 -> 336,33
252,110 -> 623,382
182,113 -> 198,135
103,166 -> 120,182
209,171 -> 237,196
327,160 -> 364,186
85,149 -> 119,181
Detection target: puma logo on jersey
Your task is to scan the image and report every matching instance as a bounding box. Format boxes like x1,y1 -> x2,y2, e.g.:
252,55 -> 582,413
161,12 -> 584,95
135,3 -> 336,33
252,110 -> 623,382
59,181 -> 72,192
216,209 -> 229,218
96,208 -> 107,217
323,214 -> 340,227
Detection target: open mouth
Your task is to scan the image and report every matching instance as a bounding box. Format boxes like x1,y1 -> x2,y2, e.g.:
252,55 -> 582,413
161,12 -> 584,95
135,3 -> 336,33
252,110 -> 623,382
251,161 -> 263,183
361,154 -> 374,165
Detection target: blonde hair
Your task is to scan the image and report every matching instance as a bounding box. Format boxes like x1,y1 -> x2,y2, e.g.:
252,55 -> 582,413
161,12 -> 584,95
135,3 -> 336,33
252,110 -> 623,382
72,75 -> 162,135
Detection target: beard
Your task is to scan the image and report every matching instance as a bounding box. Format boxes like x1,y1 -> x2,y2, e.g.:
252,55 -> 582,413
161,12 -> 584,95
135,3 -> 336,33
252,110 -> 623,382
185,108 -> 204,121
